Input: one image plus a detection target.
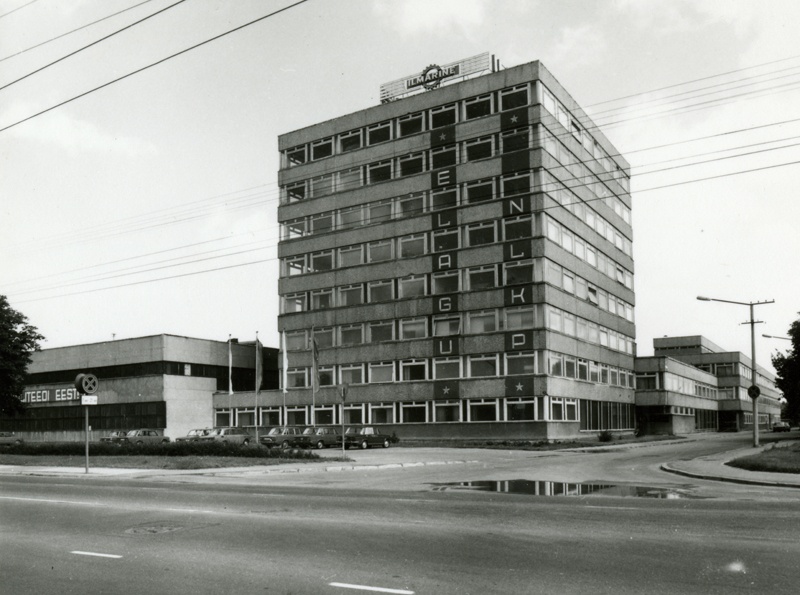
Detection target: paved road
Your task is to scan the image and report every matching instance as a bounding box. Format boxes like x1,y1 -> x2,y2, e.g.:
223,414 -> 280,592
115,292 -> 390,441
2,433 -> 799,594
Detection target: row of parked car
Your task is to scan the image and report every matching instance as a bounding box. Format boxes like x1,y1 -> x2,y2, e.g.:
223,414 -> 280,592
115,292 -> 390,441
97,426 -> 395,449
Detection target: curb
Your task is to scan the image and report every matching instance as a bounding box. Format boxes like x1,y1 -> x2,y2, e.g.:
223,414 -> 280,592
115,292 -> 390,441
660,463 -> 800,489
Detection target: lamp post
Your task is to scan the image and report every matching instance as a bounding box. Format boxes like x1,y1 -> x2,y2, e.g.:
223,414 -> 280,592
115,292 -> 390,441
697,296 -> 774,447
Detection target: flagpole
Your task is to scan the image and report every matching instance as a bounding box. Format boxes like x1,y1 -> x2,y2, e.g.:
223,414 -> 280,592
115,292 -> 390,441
228,334 -> 233,427
254,331 -> 261,443
282,331 -> 288,426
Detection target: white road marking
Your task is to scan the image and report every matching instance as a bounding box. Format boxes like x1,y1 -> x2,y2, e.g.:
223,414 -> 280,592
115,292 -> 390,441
70,551 -> 122,559
329,583 -> 414,594
0,496 -> 97,505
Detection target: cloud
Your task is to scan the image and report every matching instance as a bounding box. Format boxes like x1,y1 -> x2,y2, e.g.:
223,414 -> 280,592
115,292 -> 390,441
3,103 -> 157,157
551,24 -> 607,68
373,0 -> 487,37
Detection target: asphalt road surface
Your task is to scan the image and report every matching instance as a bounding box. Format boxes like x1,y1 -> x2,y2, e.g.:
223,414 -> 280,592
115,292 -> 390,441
2,434 -> 799,594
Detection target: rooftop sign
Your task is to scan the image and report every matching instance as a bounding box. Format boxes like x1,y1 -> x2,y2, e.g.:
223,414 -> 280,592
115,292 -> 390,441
380,52 -> 496,103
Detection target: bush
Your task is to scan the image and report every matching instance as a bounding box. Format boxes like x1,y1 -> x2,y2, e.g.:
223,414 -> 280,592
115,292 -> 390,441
597,430 -> 615,442
4,441 -> 318,460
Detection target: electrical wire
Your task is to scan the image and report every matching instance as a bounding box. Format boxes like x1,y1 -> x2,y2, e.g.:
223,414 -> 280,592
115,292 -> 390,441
0,0 -> 38,20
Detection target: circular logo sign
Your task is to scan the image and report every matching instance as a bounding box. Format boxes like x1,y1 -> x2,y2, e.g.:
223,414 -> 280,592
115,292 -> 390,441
74,373 -> 99,395
747,385 -> 761,399
421,64 -> 445,90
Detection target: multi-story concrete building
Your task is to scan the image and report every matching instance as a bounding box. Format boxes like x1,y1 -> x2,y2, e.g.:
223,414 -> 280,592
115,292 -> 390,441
272,54 -> 636,440
642,335 -> 782,432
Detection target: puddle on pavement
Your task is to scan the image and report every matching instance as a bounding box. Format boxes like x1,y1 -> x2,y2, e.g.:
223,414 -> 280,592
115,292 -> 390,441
430,479 -> 707,499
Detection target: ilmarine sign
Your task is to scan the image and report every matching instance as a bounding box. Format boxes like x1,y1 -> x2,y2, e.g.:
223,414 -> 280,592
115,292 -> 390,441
380,52 -> 495,103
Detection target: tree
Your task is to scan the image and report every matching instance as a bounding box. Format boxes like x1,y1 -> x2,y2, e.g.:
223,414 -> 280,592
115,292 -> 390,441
0,295 -> 45,416
771,315 -> 800,423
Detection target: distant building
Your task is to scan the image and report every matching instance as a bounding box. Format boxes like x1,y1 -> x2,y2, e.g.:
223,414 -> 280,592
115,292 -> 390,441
635,336 -> 782,434
221,54 -> 635,440
3,335 -> 277,441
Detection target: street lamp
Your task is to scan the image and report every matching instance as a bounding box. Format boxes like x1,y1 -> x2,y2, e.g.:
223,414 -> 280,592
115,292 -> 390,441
697,296 -> 775,447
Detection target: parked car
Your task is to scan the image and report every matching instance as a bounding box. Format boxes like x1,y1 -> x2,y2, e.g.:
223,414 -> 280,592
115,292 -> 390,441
99,430 -> 127,443
0,431 -> 23,446
119,429 -> 170,445
772,421 -> 791,433
299,426 -> 341,449
339,426 -> 392,449
259,426 -> 305,449
199,427 -> 253,445
175,428 -> 213,442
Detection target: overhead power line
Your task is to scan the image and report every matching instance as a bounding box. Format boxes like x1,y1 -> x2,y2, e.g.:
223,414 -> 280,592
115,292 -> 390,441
0,0 -> 156,64
0,0 -> 310,134
0,0 -> 38,20
0,0 -> 188,93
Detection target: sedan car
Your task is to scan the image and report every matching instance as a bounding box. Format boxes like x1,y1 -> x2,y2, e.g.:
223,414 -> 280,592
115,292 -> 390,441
340,426 -> 392,449
199,427 -> 253,445
299,426 -> 341,449
99,430 -> 127,443
119,429 -> 170,445
0,431 -> 23,446
175,428 -> 213,442
772,421 -> 791,432
259,426 -> 305,449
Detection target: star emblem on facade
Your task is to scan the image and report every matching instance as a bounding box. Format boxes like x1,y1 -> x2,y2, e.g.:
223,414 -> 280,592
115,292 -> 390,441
510,114 -> 518,123
439,133 -> 447,141
515,382 -> 524,392
442,385 -> 451,394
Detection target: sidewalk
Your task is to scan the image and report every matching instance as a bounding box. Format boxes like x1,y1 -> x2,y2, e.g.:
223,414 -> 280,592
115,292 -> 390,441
661,441 -> 800,489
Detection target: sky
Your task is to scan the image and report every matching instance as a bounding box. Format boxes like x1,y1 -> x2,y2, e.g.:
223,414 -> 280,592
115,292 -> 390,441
1,0 -> 799,375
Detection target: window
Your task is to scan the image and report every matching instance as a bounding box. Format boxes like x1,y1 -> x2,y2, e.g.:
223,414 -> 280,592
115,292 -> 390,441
310,250 -> 333,272
505,306 -> 534,330
340,324 -> 363,346
507,398 -> 536,421
465,137 -> 493,161
400,317 -> 427,339
286,146 -> 306,166
398,192 -> 425,218
433,315 -> 461,336
367,122 -> 392,145
465,179 -> 493,203
466,265 -> 496,290
430,104 -> 457,128
398,275 -> 426,298
502,173 -> 530,197
310,212 -> 334,234
311,289 -> 333,310
469,354 -> 498,377
431,271 -> 459,295
338,168 -> 361,192
338,284 -> 362,307
577,359 -> 588,380
369,320 -> 394,342
338,206 -> 363,230
501,128 -> 529,153
285,330 -> 306,350
469,310 -> 497,333
434,401 -> 461,422
401,402 -> 427,423
367,160 -> 392,184
368,280 -> 393,303
311,138 -> 333,160
369,199 -> 393,224
564,356 -> 576,378
319,366 -> 334,386
287,368 -> 307,388
339,130 -> 362,153
286,182 -> 306,203
464,94 -> 492,120
503,215 -> 532,240
368,240 -> 393,262
433,357 -> 461,379
431,145 -> 457,169
340,364 -> 364,385
506,352 -> 535,375
399,234 -> 426,258
504,260 -> 533,285
398,153 -> 425,177
542,88 -> 556,114
432,228 -> 459,251
431,188 -> 458,210
283,293 -> 306,313
338,245 -> 362,267
401,360 -> 427,381
285,255 -> 305,276
398,112 -> 424,137
547,307 -> 562,332
549,352 -> 563,376
500,84 -> 528,110
285,218 -> 306,239
314,327 -> 334,348
369,362 -> 394,383
467,221 -> 495,246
